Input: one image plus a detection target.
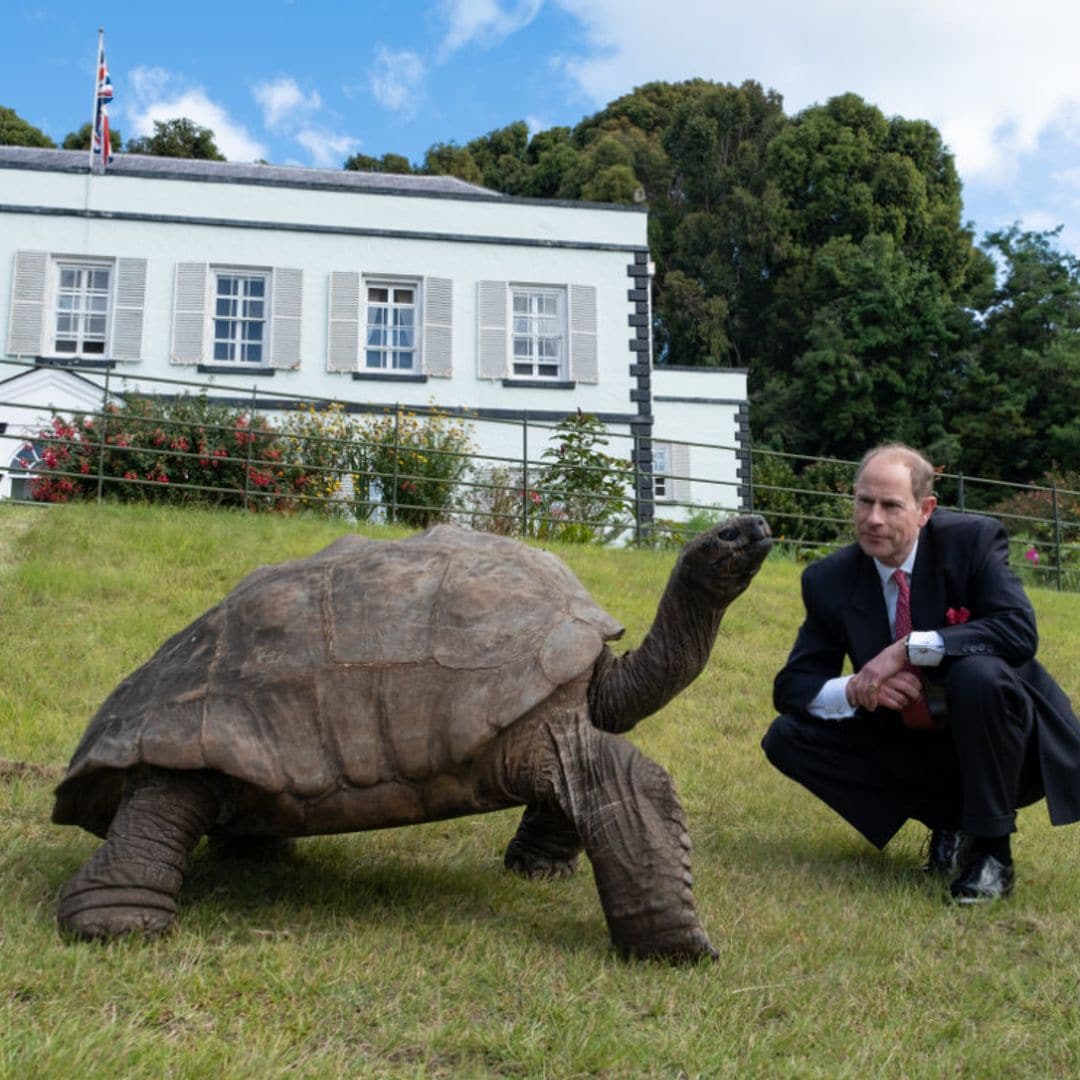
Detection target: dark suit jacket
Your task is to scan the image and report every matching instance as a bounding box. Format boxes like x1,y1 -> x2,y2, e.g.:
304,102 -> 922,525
773,508 -> 1080,825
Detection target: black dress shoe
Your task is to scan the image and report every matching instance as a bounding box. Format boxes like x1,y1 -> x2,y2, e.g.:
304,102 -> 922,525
921,829 -> 970,875
950,852 -> 1015,904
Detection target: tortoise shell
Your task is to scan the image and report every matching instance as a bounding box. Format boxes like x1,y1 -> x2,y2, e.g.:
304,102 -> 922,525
53,525 -> 624,837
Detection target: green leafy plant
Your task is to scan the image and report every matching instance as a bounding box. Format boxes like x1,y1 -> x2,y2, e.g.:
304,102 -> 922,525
529,411 -> 633,543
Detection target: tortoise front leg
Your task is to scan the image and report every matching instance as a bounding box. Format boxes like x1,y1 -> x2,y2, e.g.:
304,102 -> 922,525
567,727 -> 716,962
504,802 -> 581,879
503,712 -> 716,962
57,768 -> 219,941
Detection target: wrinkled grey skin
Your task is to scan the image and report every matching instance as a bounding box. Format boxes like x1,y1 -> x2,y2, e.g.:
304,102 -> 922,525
53,515 -> 771,960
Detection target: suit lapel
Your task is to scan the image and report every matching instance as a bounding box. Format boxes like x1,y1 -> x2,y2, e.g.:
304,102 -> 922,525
848,550 -> 892,663
911,517 -> 946,632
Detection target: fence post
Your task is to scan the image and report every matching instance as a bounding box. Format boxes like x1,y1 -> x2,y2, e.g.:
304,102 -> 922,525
391,404 -> 401,524
521,414 -> 529,537
957,473 -> 965,512
94,366 -> 112,503
746,445 -> 755,512
1051,482 -> 1063,592
243,385 -> 257,512
632,429 -> 642,545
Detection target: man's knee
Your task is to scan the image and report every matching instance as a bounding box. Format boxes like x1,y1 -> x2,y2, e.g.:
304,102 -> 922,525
944,654 -> 1021,710
762,713 -> 803,775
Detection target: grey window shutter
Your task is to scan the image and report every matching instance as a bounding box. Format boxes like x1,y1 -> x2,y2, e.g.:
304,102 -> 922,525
423,276 -> 453,377
111,257 -> 147,361
7,250 -> 48,356
671,441 -> 691,503
568,283 -> 598,383
270,267 -> 303,370
327,271 -> 360,372
477,280 -> 507,379
171,262 -> 207,365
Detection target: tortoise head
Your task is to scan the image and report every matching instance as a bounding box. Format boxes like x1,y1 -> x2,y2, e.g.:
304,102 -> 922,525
678,514 -> 772,601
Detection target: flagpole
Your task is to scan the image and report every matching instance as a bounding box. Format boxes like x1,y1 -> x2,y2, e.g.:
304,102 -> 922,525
89,28 -> 104,174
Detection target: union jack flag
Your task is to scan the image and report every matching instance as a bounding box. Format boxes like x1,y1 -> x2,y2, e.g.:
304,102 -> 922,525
93,46 -> 114,167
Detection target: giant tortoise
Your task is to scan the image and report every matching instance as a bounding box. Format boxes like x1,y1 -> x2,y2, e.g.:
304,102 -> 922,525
53,516 -> 771,960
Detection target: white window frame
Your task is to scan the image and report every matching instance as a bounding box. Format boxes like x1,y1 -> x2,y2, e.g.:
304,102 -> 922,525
211,268 -> 270,366
511,285 -> 567,380
363,278 -> 420,373
49,258 -> 113,359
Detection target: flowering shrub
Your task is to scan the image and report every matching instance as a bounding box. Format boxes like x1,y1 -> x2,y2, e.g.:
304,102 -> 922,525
28,394 -> 304,510
358,406 -> 475,527
277,402 -> 368,517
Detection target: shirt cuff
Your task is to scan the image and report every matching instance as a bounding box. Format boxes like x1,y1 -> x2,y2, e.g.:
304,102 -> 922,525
807,676 -> 857,720
907,630 -> 946,667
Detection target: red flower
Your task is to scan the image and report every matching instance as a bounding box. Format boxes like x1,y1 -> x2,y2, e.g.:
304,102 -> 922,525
946,607 -> 971,625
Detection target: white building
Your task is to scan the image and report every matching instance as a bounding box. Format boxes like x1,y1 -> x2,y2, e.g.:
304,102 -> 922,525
0,146 -> 748,524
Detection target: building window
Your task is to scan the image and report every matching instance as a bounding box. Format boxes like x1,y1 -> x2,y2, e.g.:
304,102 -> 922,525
54,262 -> 111,356
213,271 -> 267,364
365,282 -> 417,371
653,442 -> 671,501
511,287 -> 565,379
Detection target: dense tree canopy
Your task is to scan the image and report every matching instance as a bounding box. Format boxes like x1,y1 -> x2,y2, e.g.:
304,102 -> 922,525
0,105 -> 55,147
125,118 -> 225,160
61,121 -> 124,152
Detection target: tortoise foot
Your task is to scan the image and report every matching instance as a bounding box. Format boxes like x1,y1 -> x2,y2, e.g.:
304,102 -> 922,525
58,878 -> 179,942
615,925 -> 718,964
504,837 -> 579,880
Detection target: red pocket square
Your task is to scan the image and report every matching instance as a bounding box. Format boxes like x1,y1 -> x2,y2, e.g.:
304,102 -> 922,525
945,607 -> 971,625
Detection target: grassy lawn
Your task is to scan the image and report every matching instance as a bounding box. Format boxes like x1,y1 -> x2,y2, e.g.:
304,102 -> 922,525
2,502 -> 1079,1078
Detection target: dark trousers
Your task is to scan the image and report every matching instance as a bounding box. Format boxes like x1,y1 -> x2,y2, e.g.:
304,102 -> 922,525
762,655 -> 1044,849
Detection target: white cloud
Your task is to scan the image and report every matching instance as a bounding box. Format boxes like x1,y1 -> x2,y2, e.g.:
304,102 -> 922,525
370,47 -> 427,115
253,76 -> 322,131
551,0 -> 1080,187
126,65 -> 267,162
439,0 -> 544,53
295,128 -> 359,168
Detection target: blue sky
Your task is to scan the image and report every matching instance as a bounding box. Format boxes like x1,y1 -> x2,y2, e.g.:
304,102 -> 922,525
7,0 -> 1080,256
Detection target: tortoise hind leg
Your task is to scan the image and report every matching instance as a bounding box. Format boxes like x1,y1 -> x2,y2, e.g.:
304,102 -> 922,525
57,768 -> 219,941
504,803 -> 581,879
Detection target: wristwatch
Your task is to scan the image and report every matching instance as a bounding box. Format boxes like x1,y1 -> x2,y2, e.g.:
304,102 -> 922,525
904,630 -> 947,666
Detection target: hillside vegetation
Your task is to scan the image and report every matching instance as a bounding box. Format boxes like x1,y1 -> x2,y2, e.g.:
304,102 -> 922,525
2,502 -> 1079,1077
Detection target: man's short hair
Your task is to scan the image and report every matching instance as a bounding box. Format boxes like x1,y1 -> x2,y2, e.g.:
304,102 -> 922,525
855,444 -> 936,500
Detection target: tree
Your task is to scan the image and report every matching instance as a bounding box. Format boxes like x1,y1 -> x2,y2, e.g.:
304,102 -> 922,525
0,105 -> 55,147
421,142 -> 482,184
343,151 -> 413,173
62,122 -> 123,152
125,118 -> 225,160
949,226 -> 1080,482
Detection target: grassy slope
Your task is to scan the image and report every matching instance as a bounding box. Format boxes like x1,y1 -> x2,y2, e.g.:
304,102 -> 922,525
2,503 -> 1079,1078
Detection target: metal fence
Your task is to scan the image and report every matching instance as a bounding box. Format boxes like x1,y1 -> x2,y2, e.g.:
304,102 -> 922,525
2,358 -> 1078,589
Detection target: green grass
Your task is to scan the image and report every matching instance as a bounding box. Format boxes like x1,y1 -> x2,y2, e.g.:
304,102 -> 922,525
2,502 -> 1079,1077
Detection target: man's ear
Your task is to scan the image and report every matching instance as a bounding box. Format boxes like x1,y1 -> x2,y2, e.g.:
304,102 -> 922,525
918,495 -> 938,527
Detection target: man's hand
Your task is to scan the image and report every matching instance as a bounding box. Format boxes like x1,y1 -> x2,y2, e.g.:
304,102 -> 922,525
847,640 -> 923,712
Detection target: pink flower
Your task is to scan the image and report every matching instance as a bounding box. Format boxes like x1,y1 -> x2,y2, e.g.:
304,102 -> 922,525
945,607 -> 971,625
1025,547 -> 1039,566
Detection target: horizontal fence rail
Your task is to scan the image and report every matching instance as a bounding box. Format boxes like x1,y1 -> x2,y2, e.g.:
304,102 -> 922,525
2,357 -> 1078,588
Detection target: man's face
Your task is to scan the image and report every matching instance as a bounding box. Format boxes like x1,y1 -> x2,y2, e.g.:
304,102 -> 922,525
853,455 -> 936,567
